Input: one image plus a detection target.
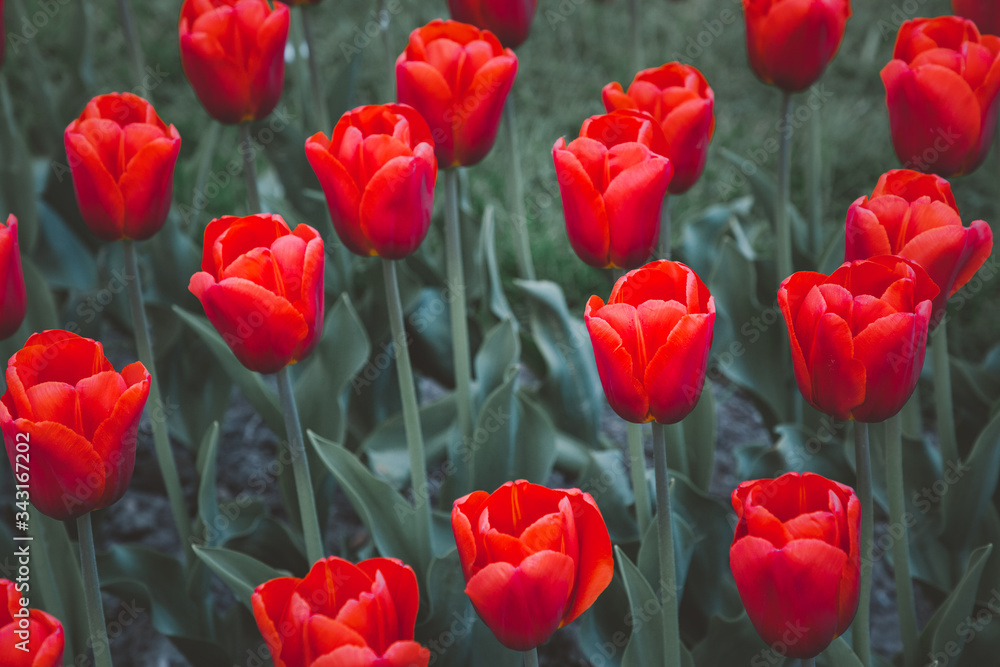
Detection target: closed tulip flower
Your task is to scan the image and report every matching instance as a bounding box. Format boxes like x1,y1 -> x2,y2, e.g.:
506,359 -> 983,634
585,260 -> 714,424
953,0 -> 1000,37
305,104 -> 437,259
252,557 -> 430,667
730,472 -> 861,659
0,331 -> 150,520
189,214 -> 323,374
452,480 -> 613,651
396,19 -> 518,167
882,16 -> 1000,176
602,63 -> 715,194
64,93 -> 181,242
0,215 -> 26,340
1,579 -> 64,667
845,169 -> 993,325
447,0 -> 537,49
179,0 -> 290,124
778,256 -> 939,422
553,111 -> 673,269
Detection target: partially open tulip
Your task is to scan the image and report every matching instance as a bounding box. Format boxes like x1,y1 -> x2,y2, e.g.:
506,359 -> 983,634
741,0 -> 851,92
585,260 -> 714,424
882,16 -> 1000,177
64,93 -> 181,241
953,0 -> 1000,37
730,472 -> 860,659
305,104 -> 437,259
452,480 -> 613,651
179,0 -> 290,124
396,19 -> 518,168
0,331 -> 150,520
447,0 -> 537,49
602,63 -> 715,194
845,169 -> 993,325
778,256 -> 938,423
1,579 -> 65,667
0,215 -> 26,340
189,214 -> 324,374
553,111 -> 673,269
252,557 -> 430,667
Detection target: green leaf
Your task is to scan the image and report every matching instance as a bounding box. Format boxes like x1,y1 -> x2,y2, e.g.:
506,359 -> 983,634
481,204 -> 516,325
34,202 -> 98,290
192,545 -> 287,610
817,636 -> 865,667
362,394 -> 457,489
636,506 -> 696,601
473,319 -> 520,410
31,513 -> 89,659
576,447 -> 639,544
692,613 -> 772,666
919,544 -> 994,663
940,409 -> 1000,552
576,570 -> 630,667
416,549 -> 476,667
195,422 -> 221,547
682,385 -> 716,491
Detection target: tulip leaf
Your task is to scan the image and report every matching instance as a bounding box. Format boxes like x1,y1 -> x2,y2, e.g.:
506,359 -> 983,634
817,636 -> 865,666
637,504 -> 696,601
919,543 -> 993,663
474,319 -> 520,411
362,394 -> 457,489
577,570 -> 630,667
416,549 -> 475,667
691,612 -> 773,666
481,204 -> 517,325
0,88 -> 39,253
680,199 -> 753,281
939,408 -> 1000,552
576,446 -> 639,544
195,422 -> 221,547
192,544 -> 287,610
30,512 -> 89,658
682,384 -> 717,492
34,201 -> 98,290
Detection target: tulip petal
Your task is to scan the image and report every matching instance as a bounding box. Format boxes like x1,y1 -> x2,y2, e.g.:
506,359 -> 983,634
305,140 -> 372,257
644,311 -> 714,424
603,156 -> 671,269
561,491 -> 614,625
119,136 -> 181,240
64,131 -> 125,241
359,153 -> 435,259
808,312 -> 866,421
851,310 -> 926,423
88,372 -> 148,508
553,140 -> 610,268
585,304 -> 649,423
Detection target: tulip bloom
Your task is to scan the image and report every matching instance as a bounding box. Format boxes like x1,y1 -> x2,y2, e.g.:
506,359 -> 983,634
0,215 -> 26,340
305,104 -> 437,259
953,0 -> 1000,38
553,111 -> 673,269
585,260 -> 715,424
845,169 -> 993,324
602,63 -> 715,194
0,331 -> 150,520
447,0 -> 537,49
1,579 -> 65,666
252,557 -> 429,667
779,256 -> 938,423
882,16 -> 1000,177
64,93 -> 181,242
396,19 -> 518,167
452,480 -> 613,651
730,472 -> 860,659
179,0 -> 290,124
189,214 -> 324,374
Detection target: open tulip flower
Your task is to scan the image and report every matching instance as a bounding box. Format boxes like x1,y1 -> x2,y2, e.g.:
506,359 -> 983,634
882,16 -> 1000,177
553,111 -> 674,269
252,556 -> 430,667
447,0 -> 537,49
0,215 -> 26,340
63,93 -> 181,242
778,256 -> 939,423
451,480 -> 614,651
1,579 -> 65,667
602,63 -> 715,194
0,331 -> 150,521
953,0 -> 1000,39
730,472 -> 861,659
845,169 -> 993,325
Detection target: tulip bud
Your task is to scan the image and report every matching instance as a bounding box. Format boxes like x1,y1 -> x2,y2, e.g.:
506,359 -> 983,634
0,215 -> 26,339
1,579 -> 65,666
447,0 -> 538,49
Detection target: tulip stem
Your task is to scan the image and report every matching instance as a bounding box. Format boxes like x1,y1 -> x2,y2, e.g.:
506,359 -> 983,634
383,258 -> 434,568
626,422 -> 652,537
808,99 -> 822,259
189,121 -> 222,231
275,366 -> 325,565
775,92 -> 793,285
886,413 -> 920,667
658,196 -> 672,260
652,422 -> 682,667
240,123 -> 262,213
851,421 -> 873,667
300,7 -> 330,132
932,322 -> 959,473
77,513 -> 113,667
123,240 -> 191,560
523,648 -> 539,667
116,0 -> 146,91
503,97 -> 536,281
444,169 -> 476,487
802,659 -> 816,667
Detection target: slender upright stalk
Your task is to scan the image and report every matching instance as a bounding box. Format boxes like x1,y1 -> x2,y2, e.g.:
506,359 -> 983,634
932,322 -> 959,470
808,104 -> 823,259
886,413 -> 920,667
775,92 -> 794,285
667,421 -> 688,478
626,422 -> 652,537
629,0 -> 642,73
240,123 -> 262,213
116,0 -> 146,90
901,386 -> 923,442
523,648 -> 539,667
188,122 -> 222,231
802,659 -> 816,667
77,513 -> 113,667
852,421 -> 873,667
503,98 -> 536,281
382,259 -> 433,566
276,367 -> 325,564
658,196 -> 672,260
300,7 -> 330,132
652,422 -> 682,667
123,241 -> 191,556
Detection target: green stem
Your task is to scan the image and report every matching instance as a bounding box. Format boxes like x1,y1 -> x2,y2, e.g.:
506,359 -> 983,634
802,659 -> 816,667
275,367 -> 325,565
886,413 -> 920,667
658,196 -> 672,260
852,421 -> 873,667
808,101 -> 822,259
932,322 -> 959,471
116,0 -> 146,90
123,241 -> 191,558
523,648 -> 539,667
652,422 -> 682,667
667,421 -> 688,478
77,513 -> 112,667
775,92 -> 793,285
240,123 -> 262,213
382,259 -> 433,566
300,7 -> 330,132
188,121 -> 222,232
503,97 -> 536,281
901,385 -> 923,442
626,422 -> 651,537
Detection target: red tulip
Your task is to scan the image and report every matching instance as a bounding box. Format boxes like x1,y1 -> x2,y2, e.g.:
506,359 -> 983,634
553,111 -> 673,269
189,214 -> 324,374
63,93 -> 181,242
1,579 -> 65,667
0,215 -> 26,340
447,0 -> 537,49
452,480 -> 613,651
882,16 -> 1000,177
845,169 -> 993,325
778,256 -> 938,423
0,331 -> 150,520
585,260 -> 714,424
953,0 -> 1000,37
602,63 -> 715,194
179,0 -> 290,124
305,104 -> 437,259
396,19 -> 518,168
730,472 -> 860,659
252,556 -> 430,667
